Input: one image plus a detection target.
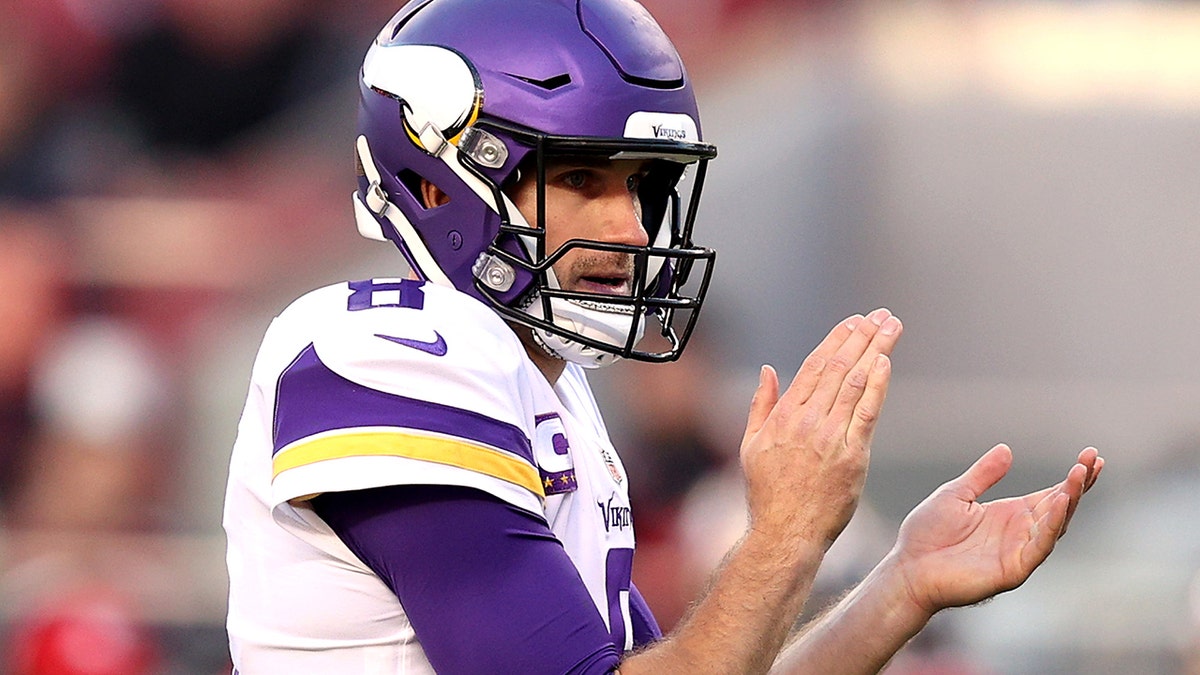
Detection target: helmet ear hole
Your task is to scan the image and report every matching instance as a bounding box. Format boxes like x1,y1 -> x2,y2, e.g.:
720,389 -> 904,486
392,169 -> 452,210
417,177 -> 452,209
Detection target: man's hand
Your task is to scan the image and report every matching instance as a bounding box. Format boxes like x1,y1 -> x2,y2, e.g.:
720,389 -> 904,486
887,444 -> 1105,615
619,311 -> 904,675
739,308 -> 903,551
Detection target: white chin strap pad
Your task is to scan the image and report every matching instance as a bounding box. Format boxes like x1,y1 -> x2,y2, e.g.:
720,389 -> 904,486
530,298 -> 647,369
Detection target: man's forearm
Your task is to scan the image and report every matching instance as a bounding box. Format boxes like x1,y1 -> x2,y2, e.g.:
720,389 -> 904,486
619,529 -> 827,675
771,553 -> 933,675
618,312 -> 902,675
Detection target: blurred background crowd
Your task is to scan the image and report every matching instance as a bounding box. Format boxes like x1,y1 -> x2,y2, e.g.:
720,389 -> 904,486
2,0 -> 1199,673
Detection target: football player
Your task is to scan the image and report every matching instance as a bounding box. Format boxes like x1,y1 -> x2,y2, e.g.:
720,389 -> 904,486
223,0 -> 1103,672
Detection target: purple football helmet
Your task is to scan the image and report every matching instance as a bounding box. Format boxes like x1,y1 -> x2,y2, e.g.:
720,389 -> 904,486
354,0 -> 717,366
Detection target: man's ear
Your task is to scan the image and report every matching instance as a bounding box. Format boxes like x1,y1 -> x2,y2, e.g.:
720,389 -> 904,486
420,179 -> 451,209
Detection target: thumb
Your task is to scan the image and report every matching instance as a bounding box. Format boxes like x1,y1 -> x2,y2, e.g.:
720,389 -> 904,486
741,365 -> 779,448
945,443 -> 1013,501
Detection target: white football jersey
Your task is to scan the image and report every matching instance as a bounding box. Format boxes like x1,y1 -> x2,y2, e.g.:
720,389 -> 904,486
223,279 -> 636,674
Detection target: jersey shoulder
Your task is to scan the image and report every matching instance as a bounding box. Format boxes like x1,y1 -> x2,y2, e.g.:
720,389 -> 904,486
257,278 -> 528,402
263,279 -> 545,513
266,279 -> 521,372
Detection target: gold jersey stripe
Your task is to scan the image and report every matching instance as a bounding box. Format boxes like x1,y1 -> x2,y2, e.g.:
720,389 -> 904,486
272,430 -> 545,498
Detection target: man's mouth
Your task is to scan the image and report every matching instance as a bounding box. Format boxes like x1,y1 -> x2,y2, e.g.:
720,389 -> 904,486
558,251 -> 638,297
576,274 -> 633,296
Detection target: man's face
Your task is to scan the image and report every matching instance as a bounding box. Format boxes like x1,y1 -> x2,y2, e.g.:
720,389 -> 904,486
508,158 -> 651,299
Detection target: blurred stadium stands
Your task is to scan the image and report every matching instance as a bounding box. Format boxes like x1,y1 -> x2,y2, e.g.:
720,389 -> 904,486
2,1 -> 1199,672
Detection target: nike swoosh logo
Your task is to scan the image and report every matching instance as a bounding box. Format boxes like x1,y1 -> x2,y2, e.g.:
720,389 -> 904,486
375,331 -> 448,356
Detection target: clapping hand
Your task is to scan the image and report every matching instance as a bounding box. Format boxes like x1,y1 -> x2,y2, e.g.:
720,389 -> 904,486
887,444 -> 1104,614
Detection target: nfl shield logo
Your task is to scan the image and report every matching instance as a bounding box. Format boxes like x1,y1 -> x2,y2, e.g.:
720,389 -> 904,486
601,447 -> 623,484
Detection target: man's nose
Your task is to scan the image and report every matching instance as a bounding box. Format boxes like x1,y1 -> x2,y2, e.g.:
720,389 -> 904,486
603,193 -> 649,247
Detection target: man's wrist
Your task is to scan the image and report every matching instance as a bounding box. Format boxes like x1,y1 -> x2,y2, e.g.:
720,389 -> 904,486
736,525 -> 829,593
862,551 -> 938,635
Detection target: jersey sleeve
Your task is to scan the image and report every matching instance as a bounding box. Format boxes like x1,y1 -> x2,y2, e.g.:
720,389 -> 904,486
311,484 -> 622,675
264,279 -> 545,516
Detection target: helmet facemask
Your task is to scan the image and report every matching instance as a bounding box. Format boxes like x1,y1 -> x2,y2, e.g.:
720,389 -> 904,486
468,122 -> 717,367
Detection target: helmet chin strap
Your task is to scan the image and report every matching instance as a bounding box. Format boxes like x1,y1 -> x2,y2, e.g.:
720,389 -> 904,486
527,296 -> 647,369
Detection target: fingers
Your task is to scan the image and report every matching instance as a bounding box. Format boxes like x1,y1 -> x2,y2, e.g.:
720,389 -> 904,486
1023,491 -> 1071,571
800,308 -> 903,417
742,308 -> 902,461
1021,447 -> 1101,539
1076,447 -> 1104,493
1030,462 -> 1083,521
947,444 -> 1013,501
741,365 -> 780,450
1089,457 -> 1105,490
845,353 -> 893,451
1060,447 -> 1103,535
783,314 -> 863,406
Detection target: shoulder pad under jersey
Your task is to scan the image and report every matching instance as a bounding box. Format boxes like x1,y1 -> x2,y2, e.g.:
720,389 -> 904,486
266,279 -> 545,514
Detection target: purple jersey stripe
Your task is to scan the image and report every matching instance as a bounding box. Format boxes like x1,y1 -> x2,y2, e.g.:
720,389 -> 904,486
272,344 -> 533,465
628,582 -> 663,648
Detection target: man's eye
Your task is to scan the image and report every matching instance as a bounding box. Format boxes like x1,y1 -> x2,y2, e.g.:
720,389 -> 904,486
626,174 -> 643,193
563,171 -> 588,189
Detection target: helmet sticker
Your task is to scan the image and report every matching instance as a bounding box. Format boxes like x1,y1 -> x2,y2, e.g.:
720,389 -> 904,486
362,43 -> 483,153
623,111 -> 699,143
